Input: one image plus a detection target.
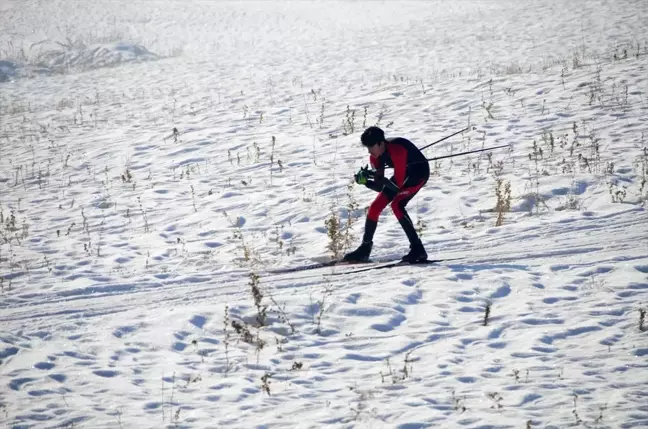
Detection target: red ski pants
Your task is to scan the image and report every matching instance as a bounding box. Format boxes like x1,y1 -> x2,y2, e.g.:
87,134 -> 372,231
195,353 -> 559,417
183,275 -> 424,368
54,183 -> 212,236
367,181 -> 425,222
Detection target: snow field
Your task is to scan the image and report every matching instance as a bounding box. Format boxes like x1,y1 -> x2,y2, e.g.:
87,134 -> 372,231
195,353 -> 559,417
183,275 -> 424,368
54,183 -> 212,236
1,1 -> 648,428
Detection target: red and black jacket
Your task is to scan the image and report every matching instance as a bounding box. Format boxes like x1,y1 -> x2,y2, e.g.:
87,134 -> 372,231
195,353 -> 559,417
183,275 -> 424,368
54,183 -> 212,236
370,137 -> 430,188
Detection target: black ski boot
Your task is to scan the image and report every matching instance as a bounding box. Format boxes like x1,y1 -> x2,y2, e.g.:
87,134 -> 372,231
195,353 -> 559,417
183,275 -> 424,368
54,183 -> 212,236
343,219 -> 377,262
342,240 -> 373,262
398,216 -> 428,263
401,242 -> 428,263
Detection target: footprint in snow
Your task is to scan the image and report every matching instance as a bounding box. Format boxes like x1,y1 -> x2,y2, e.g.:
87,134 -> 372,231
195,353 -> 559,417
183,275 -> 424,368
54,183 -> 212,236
173,342 -> 187,351
10,377 -> 37,391
0,346 -> 19,364
539,326 -> 602,345
488,327 -> 505,339
489,284 -> 511,299
190,314 -> 207,329
93,370 -> 120,378
403,290 -> 422,305
49,374 -> 66,382
370,313 -> 406,332
634,348 -> 648,357
634,265 -> 648,273
34,362 -> 56,370
402,278 -> 417,287
113,325 -> 140,338
345,293 -> 361,304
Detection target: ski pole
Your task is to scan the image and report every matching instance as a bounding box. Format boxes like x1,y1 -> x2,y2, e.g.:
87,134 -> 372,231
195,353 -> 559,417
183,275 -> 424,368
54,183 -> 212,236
408,144 -> 510,166
418,126 -> 474,152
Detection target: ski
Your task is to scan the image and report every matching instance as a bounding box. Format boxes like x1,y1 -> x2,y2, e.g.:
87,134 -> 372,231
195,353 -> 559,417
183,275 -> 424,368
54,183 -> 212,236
267,259 -> 375,274
327,258 -> 443,275
268,256 -> 462,275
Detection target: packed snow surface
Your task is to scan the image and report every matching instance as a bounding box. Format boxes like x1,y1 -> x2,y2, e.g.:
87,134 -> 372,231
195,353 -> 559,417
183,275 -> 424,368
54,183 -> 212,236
1,1 -> 647,428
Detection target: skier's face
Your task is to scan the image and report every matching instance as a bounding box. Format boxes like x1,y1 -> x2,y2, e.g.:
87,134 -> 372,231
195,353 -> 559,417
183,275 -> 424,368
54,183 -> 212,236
367,141 -> 385,158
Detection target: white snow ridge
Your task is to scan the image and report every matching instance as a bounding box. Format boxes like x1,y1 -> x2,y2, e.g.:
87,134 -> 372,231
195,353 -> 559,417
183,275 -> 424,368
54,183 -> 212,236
1,1 -> 648,428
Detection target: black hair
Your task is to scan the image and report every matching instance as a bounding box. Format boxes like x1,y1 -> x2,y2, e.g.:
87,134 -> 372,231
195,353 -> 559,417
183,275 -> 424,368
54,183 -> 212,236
361,126 -> 385,147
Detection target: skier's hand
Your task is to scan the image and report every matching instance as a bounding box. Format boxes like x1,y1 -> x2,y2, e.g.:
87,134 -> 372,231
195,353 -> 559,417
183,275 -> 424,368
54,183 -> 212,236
354,166 -> 375,185
355,170 -> 368,185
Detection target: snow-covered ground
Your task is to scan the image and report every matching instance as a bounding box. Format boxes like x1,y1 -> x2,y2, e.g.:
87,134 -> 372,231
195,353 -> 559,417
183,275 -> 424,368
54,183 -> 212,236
1,0 -> 648,428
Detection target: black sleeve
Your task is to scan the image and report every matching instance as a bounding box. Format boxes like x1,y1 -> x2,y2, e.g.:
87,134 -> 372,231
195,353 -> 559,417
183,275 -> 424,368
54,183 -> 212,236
365,176 -> 399,200
365,179 -> 383,193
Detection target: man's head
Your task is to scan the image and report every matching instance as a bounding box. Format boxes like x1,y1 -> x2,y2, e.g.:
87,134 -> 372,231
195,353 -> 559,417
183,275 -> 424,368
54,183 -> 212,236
361,126 -> 386,157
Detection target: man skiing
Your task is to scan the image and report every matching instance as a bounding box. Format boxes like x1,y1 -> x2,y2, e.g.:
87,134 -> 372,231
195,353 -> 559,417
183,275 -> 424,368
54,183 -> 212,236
344,126 -> 430,263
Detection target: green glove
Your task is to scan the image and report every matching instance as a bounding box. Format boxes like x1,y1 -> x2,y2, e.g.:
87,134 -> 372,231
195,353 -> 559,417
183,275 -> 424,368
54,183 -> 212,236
354,166 -> 374,185
355,170 -> 367,185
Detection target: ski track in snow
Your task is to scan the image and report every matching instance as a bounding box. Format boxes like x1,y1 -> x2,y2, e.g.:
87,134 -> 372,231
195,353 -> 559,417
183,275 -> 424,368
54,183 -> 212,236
2,1 -> 648,428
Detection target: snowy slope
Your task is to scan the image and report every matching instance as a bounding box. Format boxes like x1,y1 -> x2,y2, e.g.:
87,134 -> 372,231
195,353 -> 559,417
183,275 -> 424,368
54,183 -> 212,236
1,1 -> 648,428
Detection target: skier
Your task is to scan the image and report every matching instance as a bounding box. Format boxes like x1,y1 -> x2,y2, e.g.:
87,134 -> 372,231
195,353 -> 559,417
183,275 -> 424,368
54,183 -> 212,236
344,126 -> 430,263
